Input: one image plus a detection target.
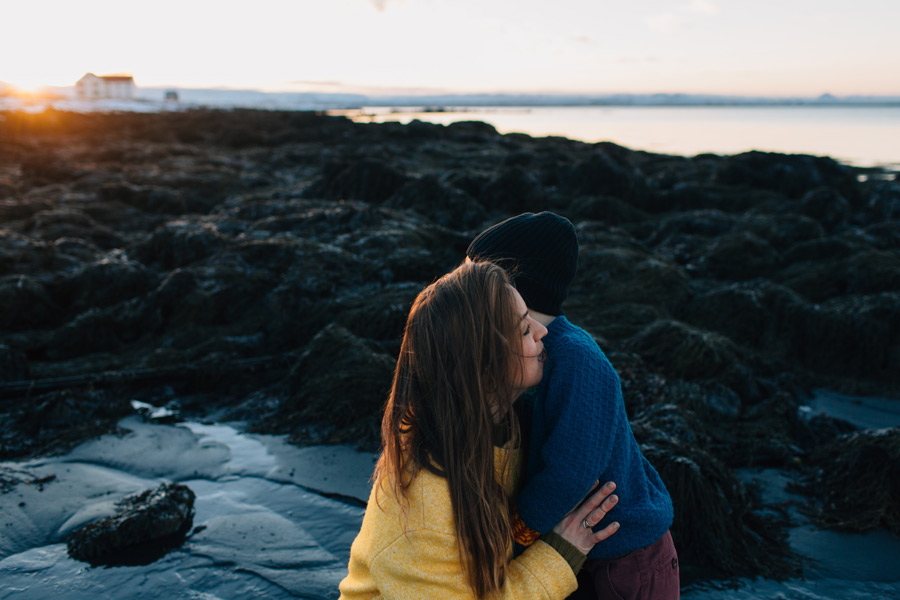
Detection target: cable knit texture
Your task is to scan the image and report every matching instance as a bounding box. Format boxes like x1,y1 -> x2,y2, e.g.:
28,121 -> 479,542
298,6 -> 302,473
516,316 -> 673,559
339,445 -> 578,599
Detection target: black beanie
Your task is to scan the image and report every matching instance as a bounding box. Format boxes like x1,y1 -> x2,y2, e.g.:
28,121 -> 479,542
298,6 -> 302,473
466,212 -> 578,315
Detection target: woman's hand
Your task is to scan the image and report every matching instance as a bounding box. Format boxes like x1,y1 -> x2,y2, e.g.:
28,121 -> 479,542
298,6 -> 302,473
552,481 -> 619,555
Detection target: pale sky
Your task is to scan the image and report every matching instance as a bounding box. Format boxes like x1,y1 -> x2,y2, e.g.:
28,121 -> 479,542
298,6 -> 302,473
3,0 -> 899,96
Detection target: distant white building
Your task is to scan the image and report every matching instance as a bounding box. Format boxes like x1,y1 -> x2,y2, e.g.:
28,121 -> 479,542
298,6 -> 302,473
75,73 -> 136,100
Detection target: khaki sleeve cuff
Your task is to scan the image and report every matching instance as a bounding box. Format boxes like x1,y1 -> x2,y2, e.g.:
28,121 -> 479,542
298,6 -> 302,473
540,531 -> 587,574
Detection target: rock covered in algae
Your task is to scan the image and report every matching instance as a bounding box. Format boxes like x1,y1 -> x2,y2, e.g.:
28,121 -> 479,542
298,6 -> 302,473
250,322 -> 396,448
796,427 -> 900,536
632,404 -> 800,583
67,482 -> 195,566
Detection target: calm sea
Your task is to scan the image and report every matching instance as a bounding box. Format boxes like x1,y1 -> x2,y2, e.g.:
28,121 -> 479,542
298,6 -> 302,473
342,105 -> 900,170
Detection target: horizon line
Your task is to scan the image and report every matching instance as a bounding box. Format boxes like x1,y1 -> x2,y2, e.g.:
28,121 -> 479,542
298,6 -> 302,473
2,80 -> 900,101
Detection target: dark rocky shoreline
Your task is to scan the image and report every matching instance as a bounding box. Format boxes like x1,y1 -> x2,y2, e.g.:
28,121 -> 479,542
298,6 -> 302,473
1,108 -> 898,583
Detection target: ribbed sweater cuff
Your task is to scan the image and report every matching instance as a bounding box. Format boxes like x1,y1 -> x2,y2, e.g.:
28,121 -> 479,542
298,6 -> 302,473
541,532 -> 586,574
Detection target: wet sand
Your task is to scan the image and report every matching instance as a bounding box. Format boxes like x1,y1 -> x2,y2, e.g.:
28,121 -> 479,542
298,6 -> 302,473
0,416 -> 373,599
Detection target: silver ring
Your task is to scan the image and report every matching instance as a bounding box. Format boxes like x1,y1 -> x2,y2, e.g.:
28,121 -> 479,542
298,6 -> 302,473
581,518 -> 592,529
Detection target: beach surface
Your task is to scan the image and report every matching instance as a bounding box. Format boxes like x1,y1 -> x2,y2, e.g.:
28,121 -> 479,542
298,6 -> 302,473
2,399 -> 899,599
0,416 -> 373,599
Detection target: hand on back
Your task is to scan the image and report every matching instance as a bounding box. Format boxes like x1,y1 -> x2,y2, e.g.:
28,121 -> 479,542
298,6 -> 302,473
553,481 -> 619,555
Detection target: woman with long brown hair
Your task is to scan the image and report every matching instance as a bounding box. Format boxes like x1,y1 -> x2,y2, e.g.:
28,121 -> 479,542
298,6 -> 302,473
339,261 -> 619,599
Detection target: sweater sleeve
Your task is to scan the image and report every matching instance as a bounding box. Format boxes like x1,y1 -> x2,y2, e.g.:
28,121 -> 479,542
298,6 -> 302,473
516,341 -> 621,534
362,528 -> 578,600
540,531 -> 587,574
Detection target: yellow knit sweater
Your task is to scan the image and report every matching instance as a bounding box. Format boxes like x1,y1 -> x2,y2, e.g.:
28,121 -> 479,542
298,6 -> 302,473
338,446 -> 578,599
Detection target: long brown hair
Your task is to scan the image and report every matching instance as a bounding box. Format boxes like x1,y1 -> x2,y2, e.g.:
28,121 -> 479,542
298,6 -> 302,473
376,260 -> 524,597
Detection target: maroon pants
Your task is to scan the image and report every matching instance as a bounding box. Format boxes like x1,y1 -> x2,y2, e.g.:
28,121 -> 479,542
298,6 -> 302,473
568,530 -> 680,600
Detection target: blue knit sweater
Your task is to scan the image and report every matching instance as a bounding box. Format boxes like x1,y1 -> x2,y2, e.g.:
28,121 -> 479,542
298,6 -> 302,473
517,316 -> 673,559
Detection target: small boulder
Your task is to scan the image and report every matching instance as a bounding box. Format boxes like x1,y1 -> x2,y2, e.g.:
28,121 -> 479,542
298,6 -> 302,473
67,482 -> 196,566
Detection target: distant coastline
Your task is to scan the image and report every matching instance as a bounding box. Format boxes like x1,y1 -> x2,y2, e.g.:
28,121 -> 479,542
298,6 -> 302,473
2,82 -> 900,109
352,92 -> 900,108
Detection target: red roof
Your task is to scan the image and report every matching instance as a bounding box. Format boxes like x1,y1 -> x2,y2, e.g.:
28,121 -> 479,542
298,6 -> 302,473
100,75 -> 134,82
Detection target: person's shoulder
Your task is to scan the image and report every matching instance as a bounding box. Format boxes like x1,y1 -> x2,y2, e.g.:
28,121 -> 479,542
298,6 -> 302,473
404,468 -> 456,535
548,318 -> 619,376
550,317 -> 603,355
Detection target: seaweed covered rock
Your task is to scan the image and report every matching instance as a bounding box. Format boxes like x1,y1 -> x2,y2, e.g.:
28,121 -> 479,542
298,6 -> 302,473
684,280 -> 807,352
131,219 -> 231,270
792,413 -> 859,451
255,323 -> 396,448
25,208 -> 123,249
798,187 -> 852,230
0,273 -> 61,330
789,292 -> 900,385
712,151 -> 857,200
575,246 -> 691,317
693,231 -> 783,281
685,282 -> 900,387
659,182 -> 782,213
643,209 -> 738,267
0,195 -> 54,222
0,229 -> 55,276
607,350 -> 669,417
796,427 -> 900,536
569,194 -> 650,225
386,174 -> 486,229
741,212 -> 825,253
480,165 -> 548,212
42,297 -> 158,360
862,178 -> 900,221
0,343 -> 29,381
1,387 -> 134,459
331,281 -> 421,344
626,319 -> 758,401
778,250 -> 900,302
67,482 -> 196,566
304,158 -> 410,203
19,149 -> 82,186
50,256 -> 157,317
562,146 -> 648,203
632,405 -> 800,582
706,391 -> 803,467
98,182 -> 187,215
